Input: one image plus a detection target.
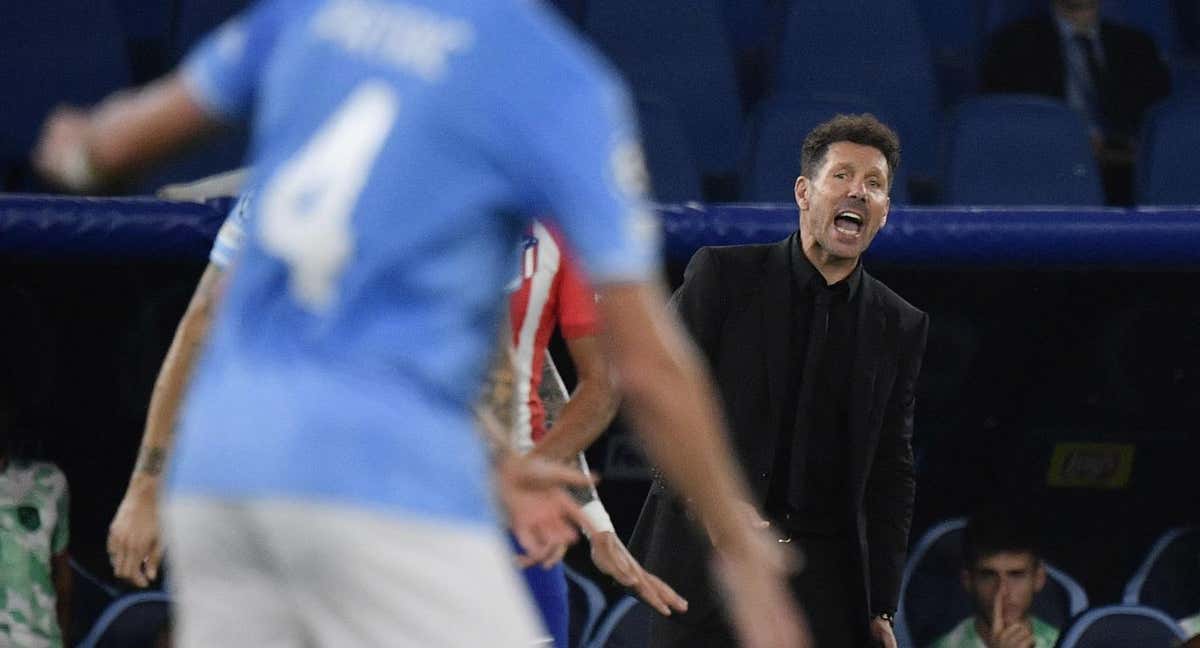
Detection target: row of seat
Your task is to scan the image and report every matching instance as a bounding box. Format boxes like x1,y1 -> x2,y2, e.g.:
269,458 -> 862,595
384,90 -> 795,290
682,92 -> 1200,206
582,0 -> 1200,205
566,523 -> 1199,647
897,520 -> 1200,647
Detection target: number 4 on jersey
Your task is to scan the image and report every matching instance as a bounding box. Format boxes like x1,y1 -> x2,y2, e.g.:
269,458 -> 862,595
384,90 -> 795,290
260,81 -> 399,312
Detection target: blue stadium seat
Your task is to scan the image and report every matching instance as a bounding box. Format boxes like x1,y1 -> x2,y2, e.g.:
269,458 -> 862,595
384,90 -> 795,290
896,518 -> 1088,648
940,95 -> 1104,205
565,565 -> 606,648
585,595 -> 646,648
635,96 -> 704,203
1136,99 -> 1200,205
1100,0 -> 1181,56
584,0 -> 743,178
980,0 -> 1042,38
741,94 -> 909,205
1123,527 -> 1200,621
773,0 -> 940,182
1056,604 -> 1187,648
78,591 -> 172,648
68,558 -> 119,645
913,0 -> 986,108
0,1 -> 131,189
109,0 -> 176,82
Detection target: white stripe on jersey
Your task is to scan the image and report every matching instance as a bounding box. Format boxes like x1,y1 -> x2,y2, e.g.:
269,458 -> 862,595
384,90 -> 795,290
510,221 -> 560,454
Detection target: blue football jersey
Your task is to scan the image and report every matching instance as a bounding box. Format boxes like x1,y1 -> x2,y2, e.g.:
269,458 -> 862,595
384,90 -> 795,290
170,0 -> 660,525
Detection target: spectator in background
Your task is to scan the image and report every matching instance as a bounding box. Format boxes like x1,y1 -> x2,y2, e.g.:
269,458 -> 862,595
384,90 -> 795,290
0,402 -> 73,648
1181,610 -> 1200,640
982,0 -> 1171,205
932,514 -> 1059,648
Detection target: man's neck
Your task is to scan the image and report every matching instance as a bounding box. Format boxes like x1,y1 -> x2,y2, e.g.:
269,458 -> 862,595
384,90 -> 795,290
801,239 -> 858,286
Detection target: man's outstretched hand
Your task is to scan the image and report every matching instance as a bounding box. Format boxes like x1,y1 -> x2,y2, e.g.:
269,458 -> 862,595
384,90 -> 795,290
590,530 -> 688,616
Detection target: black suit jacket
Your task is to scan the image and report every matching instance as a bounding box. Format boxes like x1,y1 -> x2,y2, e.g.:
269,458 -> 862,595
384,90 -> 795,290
629,238 -> 928,643
981,13 -> 1170,138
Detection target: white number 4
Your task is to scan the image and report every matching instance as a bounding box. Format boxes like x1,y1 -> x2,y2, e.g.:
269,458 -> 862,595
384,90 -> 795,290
260,81 -> 399,312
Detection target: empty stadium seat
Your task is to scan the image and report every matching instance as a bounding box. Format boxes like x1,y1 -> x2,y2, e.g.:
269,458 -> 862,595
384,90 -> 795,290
773,0 -> 940,182
635,96 -> 704,203
896,518 -> 1088,648
1123,527 -> 1200,621
78,591 -> 171,648
939,95 -> 1104,205
586,596 -> 646,648
0,1 -> 131,190
1056,604 -> 1188,648
584,0 -> 743,180
565,565 -> 606,648
1136,99 -> 1200,205
913,0 -> 985,107
1100,0 -> 1181,56
741,95 -> 909,204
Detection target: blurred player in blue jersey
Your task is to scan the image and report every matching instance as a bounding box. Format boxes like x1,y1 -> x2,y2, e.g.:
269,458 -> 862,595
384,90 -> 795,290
34,1 -> 810,646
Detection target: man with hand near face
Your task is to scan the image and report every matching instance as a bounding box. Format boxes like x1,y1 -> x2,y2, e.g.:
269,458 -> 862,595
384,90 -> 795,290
934,515 -> 1060,648
631,114 -> 928,647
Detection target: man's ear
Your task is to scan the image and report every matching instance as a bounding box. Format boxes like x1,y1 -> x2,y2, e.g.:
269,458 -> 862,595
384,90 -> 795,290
960,568 -> 972,592
1033,562 -> 1047,592
794,175 -> 809,211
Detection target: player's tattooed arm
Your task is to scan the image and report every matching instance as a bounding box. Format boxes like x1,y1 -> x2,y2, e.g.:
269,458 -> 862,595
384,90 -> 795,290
475,313 -> 516,456
135,446 -> 167,477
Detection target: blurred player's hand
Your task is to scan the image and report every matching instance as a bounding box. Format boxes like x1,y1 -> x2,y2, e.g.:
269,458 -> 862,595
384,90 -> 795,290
32,106 -> 98,192
712,530 -> 812,648
107,484 -> 163,587
496,454 -> 595,569
590,530 -> 688,616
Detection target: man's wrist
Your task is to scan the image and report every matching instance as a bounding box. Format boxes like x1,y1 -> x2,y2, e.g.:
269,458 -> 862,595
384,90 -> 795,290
581,501 -> 615,539
125,472 -> 162,499
872,612 -> 895,627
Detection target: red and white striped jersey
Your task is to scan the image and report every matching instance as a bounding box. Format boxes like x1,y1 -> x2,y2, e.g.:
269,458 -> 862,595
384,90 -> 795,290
508,221 -> 599,453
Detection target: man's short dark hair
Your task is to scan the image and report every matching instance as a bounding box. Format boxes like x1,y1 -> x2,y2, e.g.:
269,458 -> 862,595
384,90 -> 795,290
800,114 -> 901,187
963,511 -> 1042,568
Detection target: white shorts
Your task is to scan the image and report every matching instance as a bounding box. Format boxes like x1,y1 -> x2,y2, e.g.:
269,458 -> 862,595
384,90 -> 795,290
164,496 -> 547,647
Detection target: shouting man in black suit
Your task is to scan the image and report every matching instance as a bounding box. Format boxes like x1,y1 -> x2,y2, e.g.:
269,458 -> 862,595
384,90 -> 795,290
631,114 -> 928,648
981,0 -> 1171,204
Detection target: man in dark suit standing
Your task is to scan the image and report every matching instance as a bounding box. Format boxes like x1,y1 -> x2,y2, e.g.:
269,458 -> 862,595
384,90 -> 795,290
981,0 -> 1171,205
630,114 -> 928,647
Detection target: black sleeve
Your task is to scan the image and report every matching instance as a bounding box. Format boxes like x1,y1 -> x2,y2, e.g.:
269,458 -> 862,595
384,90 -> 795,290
866,310 -> 929,615
669,246 -> 726,369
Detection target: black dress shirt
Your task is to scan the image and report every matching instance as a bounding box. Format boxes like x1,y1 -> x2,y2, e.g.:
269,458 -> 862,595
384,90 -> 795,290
764,237 -> 861,536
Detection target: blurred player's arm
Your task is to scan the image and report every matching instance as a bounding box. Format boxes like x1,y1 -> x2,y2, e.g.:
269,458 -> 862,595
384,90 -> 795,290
108,262 -> 225,587
33,73 -> 219,192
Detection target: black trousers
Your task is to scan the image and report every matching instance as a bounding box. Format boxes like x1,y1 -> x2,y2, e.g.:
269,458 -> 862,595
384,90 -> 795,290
790,534 -> 869,647
646,534 -> 870,647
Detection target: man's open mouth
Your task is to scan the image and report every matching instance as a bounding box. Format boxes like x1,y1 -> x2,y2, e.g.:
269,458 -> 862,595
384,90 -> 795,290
834,211 -> 864,235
